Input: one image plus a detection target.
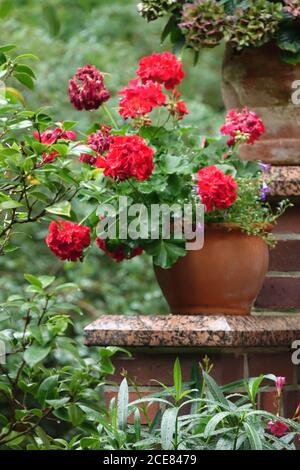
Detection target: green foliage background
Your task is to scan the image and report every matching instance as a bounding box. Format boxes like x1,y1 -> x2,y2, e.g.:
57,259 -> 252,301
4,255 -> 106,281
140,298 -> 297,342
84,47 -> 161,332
0,0 -> 224,315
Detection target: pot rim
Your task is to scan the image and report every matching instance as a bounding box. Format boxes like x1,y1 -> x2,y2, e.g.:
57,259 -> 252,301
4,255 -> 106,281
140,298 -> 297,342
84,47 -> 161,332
206,222 -> 273,233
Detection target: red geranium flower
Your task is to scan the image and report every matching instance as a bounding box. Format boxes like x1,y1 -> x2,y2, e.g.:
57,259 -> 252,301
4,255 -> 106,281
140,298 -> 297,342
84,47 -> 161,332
96,238 -> 143,262
46,220 -> 91,262
137,52 -> 185,90
220,107 -> 265,146
267,420 -> 289,437
198,165 -> 238,212
43,151 -> 59,164
68,64 -> 110,111
96,135 -> 155,181
118,79 -> 166,120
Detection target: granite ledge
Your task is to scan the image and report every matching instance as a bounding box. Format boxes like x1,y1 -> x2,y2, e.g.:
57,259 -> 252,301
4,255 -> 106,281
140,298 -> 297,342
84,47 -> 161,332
269,166 -> 300,197
84,314 -> 300,348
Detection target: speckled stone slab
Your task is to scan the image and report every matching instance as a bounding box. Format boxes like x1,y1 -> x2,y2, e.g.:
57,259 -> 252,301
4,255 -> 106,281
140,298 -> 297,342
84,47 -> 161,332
84,315 -> 300,348
269,166 -> 300,196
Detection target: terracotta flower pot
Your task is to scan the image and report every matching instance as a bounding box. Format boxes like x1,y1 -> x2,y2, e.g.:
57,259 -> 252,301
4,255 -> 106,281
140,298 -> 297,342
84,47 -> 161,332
222,43 -> 300,165
154,225 -> 269,315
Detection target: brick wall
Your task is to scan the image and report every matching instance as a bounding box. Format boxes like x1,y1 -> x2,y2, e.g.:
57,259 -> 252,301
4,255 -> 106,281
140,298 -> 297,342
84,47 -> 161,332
106,348 -> 300,422
256,201 -> 300,310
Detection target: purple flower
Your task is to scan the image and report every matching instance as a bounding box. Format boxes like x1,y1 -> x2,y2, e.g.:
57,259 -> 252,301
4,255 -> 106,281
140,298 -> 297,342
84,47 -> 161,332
259,162 -> 271,173
260,182 -> 270,201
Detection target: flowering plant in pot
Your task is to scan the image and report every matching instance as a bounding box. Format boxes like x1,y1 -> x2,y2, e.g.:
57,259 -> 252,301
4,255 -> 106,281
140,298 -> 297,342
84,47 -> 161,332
0,46 -> 288,315
47,53 -> 288,316
137,0 -> 300,164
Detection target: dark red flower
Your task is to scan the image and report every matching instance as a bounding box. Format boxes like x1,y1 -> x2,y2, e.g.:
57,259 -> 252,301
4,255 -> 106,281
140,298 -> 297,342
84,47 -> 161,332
96,135 -> 155,181
220,107 -> 265,146
87,125 -> 111,153
79,153 -> 97,165
267,420 -> 289,437
68,64 -> 110,111
96,238 -> 143,262
137,52 -> 185,90
33,128 -> 77,144
198,165 -> 238,212
43,151 -> 59,164
118,79 -> 166,120
46,220 -> 91,262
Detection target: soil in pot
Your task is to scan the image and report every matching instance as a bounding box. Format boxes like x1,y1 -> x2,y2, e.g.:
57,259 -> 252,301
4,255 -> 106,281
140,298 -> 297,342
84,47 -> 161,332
154,225 -> 269,315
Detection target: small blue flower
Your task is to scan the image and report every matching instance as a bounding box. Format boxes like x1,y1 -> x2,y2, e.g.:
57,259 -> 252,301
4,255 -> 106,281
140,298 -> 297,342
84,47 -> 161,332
260,182 -> 270,201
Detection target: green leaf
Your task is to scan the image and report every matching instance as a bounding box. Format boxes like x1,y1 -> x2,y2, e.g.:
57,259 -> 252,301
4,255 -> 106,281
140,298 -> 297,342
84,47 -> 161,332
46,397 -> 70,409
37,375 -> 59,406
204,411 -> 233,438
277,23 -> 300,53
117,378 -> 129,431
161,408 -> 178,450
0,44 -> 16,53
15,53 -> 39,62
149,239 -> 186,269
244,421 -> 263,450
46,201 -> 71,217
0,199 -> 23,209
24,344 -> 51,367
203,372 -> 229,408
39,276 -> 55,289
173,358 -> 182,402
24,273 -> 43,289
15,73 -> 35,90
15,64 -> 36,79
68,403 -> 84,426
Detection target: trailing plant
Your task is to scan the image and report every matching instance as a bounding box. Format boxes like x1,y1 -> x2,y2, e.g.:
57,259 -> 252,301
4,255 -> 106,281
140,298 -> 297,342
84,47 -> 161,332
137,0 -> 300,64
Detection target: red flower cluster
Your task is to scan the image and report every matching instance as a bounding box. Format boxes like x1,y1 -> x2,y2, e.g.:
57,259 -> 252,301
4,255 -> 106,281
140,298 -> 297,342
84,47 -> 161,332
220,107 -> 265,146
119,79 -> 166,120
267,420 -> 289,437
68,64 -> 110,111
96,135 -> 155,181
168,89 -> 189,121
33,127 -> 77,164
137,52 -> 185,90
87,125 -> 111,153
46,220 -> 91,262
197,165 -> 238,212
96,238 -> 143,262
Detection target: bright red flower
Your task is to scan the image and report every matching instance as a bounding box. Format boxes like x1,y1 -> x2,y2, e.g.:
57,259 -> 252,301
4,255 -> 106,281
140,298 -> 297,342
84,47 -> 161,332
68,64 -> 110,111
118,79 -> 166,120
267,420 -> 289,437
198,165 -> 238,212
137,52 -> 185,90
97,135 -> 155,181
46,220 -> 91,262
96,238 -> 143,262
79,153 -> 97,165
220,107 -> 265,146
87,125 -> 111,153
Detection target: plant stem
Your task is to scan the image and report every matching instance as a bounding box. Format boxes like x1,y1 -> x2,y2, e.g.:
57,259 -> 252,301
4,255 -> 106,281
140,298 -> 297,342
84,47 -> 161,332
102,104 -> 118,129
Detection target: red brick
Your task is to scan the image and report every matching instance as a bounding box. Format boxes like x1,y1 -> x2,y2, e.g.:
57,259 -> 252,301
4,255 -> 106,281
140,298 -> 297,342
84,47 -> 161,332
273,204 -> 300,234
105,389 -> 160,424
247,352 -> 294,383
269,240 -> 300,271
255,276 -> 300,308
260,391 -> 278,414
110,352 -> 244,387
283,390 -> 300,418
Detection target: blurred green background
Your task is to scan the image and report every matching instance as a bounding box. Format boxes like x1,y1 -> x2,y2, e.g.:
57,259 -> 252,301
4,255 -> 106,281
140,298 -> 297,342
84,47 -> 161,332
0,0 -> 224,316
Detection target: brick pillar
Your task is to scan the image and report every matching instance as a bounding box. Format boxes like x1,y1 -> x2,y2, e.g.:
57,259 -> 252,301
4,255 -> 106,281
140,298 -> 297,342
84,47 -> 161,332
256,167 -> 300,310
